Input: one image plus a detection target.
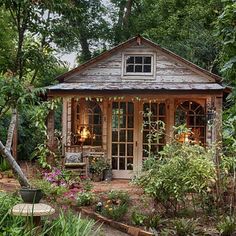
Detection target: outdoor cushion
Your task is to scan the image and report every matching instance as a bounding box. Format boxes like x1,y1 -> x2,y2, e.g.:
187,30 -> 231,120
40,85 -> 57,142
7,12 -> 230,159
64,162 -> 86,167
65,152 -> 83,163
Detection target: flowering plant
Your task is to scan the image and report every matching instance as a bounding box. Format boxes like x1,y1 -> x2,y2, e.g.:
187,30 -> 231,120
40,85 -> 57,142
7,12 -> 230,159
89,157 -> 110,175
43,167 -> 66,186
101,190 -> 130,220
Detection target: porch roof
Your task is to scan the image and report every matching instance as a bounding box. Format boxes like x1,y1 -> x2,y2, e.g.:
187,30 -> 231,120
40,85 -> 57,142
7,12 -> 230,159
47,82 -> 224,92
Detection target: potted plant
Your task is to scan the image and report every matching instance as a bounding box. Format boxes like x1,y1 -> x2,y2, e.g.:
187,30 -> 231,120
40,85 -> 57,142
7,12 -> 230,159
89,157 -> 110,181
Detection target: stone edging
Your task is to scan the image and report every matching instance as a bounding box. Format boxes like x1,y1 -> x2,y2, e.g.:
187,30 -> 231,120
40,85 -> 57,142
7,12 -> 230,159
79,207 -> 154,236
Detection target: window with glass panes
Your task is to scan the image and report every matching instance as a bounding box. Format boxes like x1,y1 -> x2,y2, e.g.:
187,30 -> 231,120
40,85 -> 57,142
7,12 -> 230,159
142,102 -> 166,159
175,101 -> 206,145
125,55 -> 153,74
74,100 -> 102,146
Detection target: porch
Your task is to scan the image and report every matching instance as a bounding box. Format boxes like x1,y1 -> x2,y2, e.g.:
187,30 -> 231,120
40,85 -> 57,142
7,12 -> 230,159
47,90 -> 222,179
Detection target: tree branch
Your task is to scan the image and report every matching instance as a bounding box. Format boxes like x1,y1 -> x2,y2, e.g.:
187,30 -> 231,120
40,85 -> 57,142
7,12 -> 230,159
0,140 -> 30,187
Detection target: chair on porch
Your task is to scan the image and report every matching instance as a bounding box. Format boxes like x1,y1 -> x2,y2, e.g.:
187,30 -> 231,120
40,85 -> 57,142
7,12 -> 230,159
63,145 -> 89,177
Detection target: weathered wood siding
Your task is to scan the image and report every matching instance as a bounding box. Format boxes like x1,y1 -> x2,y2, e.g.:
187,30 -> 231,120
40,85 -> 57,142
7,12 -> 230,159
65,41 -> 215,83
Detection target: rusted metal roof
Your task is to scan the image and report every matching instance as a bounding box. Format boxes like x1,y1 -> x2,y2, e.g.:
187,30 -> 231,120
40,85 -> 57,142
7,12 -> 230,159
47,82 -> 224,91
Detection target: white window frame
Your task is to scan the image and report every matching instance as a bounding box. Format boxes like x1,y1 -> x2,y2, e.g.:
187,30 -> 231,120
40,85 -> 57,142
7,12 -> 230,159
122,53 -> 155,77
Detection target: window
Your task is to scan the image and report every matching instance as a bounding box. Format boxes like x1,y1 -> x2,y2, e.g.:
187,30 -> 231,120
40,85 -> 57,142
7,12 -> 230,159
175,101 -> 206,145
124,55 -> 153,75
72,99 -> 102,146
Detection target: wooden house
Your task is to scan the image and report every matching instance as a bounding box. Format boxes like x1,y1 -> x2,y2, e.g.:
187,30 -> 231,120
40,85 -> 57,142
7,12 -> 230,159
46,36 -> 225,179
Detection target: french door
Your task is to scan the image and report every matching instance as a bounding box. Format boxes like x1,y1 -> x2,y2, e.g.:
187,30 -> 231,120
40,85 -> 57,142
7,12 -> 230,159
111,101 -> 136,178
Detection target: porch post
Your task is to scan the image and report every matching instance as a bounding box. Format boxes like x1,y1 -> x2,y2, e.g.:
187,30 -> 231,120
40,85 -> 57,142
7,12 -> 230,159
47,109 -> 55,164
167,98 -> 175,142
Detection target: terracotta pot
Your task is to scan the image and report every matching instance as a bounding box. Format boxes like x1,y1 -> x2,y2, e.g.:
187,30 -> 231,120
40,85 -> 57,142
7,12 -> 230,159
19,188 -> 43,203
92,173 -> 102,182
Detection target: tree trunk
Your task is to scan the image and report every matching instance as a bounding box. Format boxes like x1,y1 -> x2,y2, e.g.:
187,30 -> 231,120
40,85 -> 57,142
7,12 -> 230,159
0,140 -> 30,187
6,109 -> 17,151
79,32 -> 91,63
1,109 -> 30,187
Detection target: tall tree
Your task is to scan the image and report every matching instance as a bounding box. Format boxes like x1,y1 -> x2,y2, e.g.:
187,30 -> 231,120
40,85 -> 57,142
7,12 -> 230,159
216,0 -> 236,97
0,0 -> 68,186
109,0 -> 223,71
53,0 -> 109,63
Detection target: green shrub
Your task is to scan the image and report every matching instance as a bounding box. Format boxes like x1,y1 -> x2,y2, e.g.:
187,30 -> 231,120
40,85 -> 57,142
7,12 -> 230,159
0,192 -> 25,235
46,211 -> 100,236
77,192 -> 94,206
101,190 -> 130,221
107,190 -> 130,205
217,216 -> 236,236
32,178 -> 68,197
148,214 -> 162,229
172,218 -> 199,236
136,142 -> 216,213
131,210 -> 148,226
0,158 -> 10,171
131,210 -> 162,229
102,203 -> 128,221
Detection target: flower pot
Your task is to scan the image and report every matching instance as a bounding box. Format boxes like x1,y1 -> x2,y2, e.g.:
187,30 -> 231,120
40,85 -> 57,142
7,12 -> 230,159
103,168 -> 112,181
92,173 -> 103,182
19,188 -> 43,203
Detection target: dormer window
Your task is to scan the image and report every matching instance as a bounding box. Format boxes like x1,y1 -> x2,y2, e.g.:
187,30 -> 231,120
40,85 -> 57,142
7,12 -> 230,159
123,54 -> 154,76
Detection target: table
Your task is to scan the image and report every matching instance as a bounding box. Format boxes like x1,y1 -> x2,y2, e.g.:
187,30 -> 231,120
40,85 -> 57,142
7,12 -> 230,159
11,203 -> 55,227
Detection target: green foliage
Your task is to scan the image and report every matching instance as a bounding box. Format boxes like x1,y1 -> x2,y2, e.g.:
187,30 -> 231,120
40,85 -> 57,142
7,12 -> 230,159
131,210 -> 148,226
216,1 -> 236,95
0,192 -> 99,236
0,192 -> 24,235
31,99 -> 61,167
47,211 -> 100,236
110,0 -> 222,71
0,158 -> 10,171
107,190 -> 130,205
0,8 -> 16,73
101,190 -> 130,220
90,156 -> 110,175
136,142 -> 216,213
172,218 -> 199,236
217,216 -> 236,236
102,203 -> 128,221
32,178 -> 67,198
223,107 -> 236,156
77,192 -> 95,207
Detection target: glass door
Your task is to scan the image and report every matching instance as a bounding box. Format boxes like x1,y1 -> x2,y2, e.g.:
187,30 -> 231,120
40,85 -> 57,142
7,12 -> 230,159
111,102 -> 134,178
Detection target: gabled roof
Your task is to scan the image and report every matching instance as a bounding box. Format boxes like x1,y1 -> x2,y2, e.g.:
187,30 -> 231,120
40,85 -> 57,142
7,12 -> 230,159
47,82 -> 224,92
57,35 -> 222,83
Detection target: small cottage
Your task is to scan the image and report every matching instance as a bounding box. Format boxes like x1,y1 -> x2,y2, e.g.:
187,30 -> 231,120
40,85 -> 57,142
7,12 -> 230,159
47,36 -> 225,178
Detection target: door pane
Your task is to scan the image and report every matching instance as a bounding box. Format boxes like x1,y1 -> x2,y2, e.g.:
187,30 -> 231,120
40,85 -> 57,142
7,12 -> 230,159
127,144 -> 133,156
128,116 -> 134,128
119,130 -> 126,142
119,144 -> 125,156
112,144 -> 118,155
119,158 -> 125,170
112,157 -> 118,169
127,130 -> 133,142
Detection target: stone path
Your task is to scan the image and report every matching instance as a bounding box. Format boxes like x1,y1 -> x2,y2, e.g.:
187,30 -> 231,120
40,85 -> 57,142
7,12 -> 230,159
100,223 -> 129,236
